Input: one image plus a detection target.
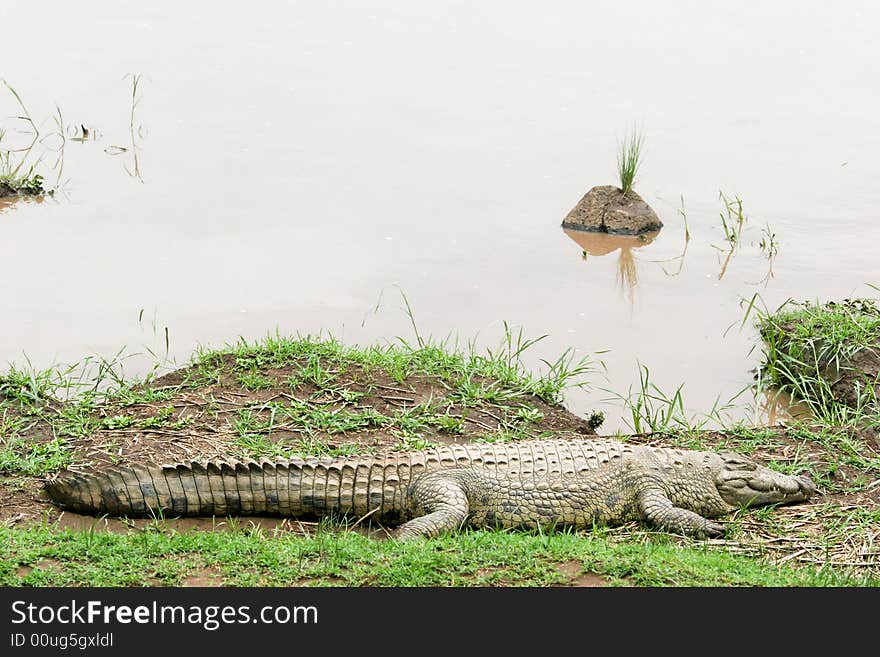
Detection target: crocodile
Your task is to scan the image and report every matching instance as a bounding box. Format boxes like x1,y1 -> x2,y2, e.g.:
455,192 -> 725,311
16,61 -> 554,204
44,438 -> 816,539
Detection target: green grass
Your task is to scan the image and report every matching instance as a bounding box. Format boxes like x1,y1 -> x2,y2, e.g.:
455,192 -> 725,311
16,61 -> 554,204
761,298 -> 880,371
2,523 -> 874,587
777,423 -> 880,493
0,162 -> 44,195
616,128 -> 644,195
236,372 -> 274,391
191,326 -> 602,408
0,361 -> 62,408
601,363 -> 743,433
662,421 -> 880,496
224,389 -> 552,459
3,326 -> 878,586
1,326 -> 604,466
754,296 -> 880,424
0,80 -> 47,196
0,435 -> 71,475
759,222 -> 779,258
0,323 -> 603,455
718,191 -> 747,244
2,75 -> 149,198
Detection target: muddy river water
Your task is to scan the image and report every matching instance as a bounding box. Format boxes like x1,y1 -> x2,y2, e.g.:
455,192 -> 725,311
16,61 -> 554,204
2,2 -> 879,432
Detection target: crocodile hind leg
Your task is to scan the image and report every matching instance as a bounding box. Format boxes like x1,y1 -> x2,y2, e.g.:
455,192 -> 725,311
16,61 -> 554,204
395,471 -> 470,539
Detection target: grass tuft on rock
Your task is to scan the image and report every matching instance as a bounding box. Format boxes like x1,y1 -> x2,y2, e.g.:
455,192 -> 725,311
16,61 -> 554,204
616,128 -> 644,196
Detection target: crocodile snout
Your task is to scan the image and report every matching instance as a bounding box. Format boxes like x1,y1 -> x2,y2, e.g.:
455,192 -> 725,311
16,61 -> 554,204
716,460 -> 817,508
795,475 -> 817,496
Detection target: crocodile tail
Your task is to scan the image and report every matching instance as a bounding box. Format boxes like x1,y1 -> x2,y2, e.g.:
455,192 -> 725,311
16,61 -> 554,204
46,457 -> 411,520
44,460 -> 304,518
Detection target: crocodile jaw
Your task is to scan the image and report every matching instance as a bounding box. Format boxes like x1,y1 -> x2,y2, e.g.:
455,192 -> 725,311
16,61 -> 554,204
714,453 -> 817,507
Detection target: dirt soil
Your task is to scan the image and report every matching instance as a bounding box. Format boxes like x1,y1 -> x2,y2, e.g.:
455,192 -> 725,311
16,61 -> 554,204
2,355 -> 879,576
831,346 -> 880,414
767,299 -> 880,421
1,354 -> 600,529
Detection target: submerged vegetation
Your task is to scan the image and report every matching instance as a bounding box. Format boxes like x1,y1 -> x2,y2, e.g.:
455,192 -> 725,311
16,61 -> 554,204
718,191 -> 746,244
0,74 -> 147,203
104,72 -> 146,181
714,191 -> 749,281
575,155 -> 781,294
2,96 -> 877,585
601,363 -> 744,434
759,222 -> 779,258
0,81 -> 47,197
0,157 -> 44,196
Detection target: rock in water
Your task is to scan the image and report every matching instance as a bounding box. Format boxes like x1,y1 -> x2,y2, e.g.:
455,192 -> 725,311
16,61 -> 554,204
562,185 -> 662,235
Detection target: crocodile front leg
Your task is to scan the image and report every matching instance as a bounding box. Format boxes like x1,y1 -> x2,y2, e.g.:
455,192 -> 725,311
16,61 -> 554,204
636,480 -> 726,538
395,471 -> 470,539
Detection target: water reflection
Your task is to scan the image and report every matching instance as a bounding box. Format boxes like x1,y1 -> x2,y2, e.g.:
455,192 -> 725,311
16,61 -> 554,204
2,73 -> 148,203
104,73 -> 147,182
563,228 -> 660,303
752,387 -> 814,426
2,2 -> 879,436
0,193 -> 45,215
747,255 -> 776,288
69,124 -> 95,143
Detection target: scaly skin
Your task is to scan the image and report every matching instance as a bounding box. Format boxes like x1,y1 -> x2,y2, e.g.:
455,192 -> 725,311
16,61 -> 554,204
44,439 -> 816,539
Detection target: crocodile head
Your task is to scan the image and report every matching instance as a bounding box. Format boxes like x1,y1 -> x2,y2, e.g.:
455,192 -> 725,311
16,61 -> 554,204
714,453 -> 816,508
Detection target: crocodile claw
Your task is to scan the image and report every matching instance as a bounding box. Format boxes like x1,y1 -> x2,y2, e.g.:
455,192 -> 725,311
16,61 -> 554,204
702,521 -> 726,538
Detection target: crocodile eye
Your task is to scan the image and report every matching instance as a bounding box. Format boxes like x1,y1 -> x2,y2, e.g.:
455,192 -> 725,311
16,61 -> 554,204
721,453 -> 757,471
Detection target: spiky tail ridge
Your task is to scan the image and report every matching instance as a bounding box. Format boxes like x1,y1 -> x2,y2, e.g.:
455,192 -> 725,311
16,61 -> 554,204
44,460 -> 405,521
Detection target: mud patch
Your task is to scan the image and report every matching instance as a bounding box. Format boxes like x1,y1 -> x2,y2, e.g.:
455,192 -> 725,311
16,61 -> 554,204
44,509 -> 392,539
292,575 -> 346,587
0,476 -> 59,526
553,560 -> 610,587
181,566 -> 224,587
15,558 -> 62,579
